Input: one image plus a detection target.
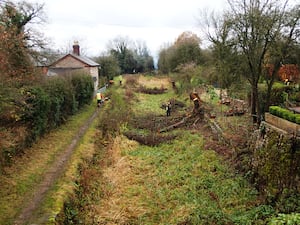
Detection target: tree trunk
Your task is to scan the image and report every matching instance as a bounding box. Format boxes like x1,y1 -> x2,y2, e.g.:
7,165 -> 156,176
256,87 -> 261,124
251,85 -> 257,123
266,61 -> 281,113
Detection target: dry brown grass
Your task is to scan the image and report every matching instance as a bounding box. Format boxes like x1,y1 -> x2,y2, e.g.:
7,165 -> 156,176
0,126 -> 28,168
137,75 -> 171,89
91,135 -> 148,224
124,75 -> 139,87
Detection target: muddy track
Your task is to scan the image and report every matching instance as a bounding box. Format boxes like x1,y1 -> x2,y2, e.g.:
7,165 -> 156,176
14,108 -> 100,225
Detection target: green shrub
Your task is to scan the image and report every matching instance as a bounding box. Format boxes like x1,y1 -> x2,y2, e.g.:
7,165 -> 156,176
270,213 -> 300,225
295,115 -> 300,124
290,92 -> 300,103
70,72 -> 94,108
44,77 -> 77,128
259,85 -> 294,113
253,131 -> 300,207
269,106 -> 300,124
282,110 -> 290,120
0,72 -> 95,168
97,88 -> 130,137
23,86 -> 51,142
289,114 -> 296,123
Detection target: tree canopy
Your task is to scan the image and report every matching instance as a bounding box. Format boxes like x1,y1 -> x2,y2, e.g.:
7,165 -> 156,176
0,0 -> 46,83
106,36 -> 154,75
158,31 -> 203,73
202,0 -> 300,123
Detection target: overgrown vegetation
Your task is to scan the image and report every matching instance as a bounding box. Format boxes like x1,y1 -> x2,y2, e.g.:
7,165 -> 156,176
259,84 -> 298,113
1,0 -> 299,223
56,75 -> 299,224
0,0 -> 95,173
248,131 -> 300,213
0,73 -> 94,172
0,102 -> 96,224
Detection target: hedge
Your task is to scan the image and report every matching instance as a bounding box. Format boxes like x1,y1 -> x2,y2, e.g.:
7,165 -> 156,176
0,72 -> 94,170
25,73 -> 94,142
269,106 -> 300,125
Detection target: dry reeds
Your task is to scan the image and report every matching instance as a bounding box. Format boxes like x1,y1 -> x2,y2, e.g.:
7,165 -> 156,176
93,136 -> 148,224
124,75 -> 138,87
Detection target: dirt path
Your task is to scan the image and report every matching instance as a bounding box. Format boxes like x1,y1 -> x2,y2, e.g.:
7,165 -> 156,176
13,108 -> 100,225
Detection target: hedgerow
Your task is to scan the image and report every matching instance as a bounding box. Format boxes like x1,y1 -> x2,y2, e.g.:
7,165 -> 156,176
0,72 -> 94,171
269,106 -> 300,124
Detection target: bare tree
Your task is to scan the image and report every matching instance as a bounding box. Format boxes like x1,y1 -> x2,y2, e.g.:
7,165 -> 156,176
0,0 -> 46,82
0,0 -> 46,48
200,0 -> 299,123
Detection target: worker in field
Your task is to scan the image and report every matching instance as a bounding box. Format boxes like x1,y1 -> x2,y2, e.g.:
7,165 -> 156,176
100,92 -> 105,103
166,102 -> 171,116
96,91 -> 101,107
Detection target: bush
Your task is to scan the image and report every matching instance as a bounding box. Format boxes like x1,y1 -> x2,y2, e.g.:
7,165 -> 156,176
252,131 -> 300,206
270,213 -> 300,224
70,72 -> 94,108
0,72 -> 94,169
23,86 -> 51,143
290,92 -> 300,103
296,115 -> 300,124
269,106 -> 300,124
44,77 -> 76,128
259,85 -> 294,113
97,89 -> 130,137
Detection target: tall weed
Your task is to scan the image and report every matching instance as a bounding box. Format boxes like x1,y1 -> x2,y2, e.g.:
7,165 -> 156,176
97,88 -> 131,137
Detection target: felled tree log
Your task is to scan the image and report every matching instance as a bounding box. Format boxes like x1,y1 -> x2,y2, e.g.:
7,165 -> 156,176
159,117 -> 187,133
159,92 -> 205,133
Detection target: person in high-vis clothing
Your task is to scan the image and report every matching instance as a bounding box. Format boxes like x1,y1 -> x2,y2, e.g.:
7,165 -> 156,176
96,92 -> 101,107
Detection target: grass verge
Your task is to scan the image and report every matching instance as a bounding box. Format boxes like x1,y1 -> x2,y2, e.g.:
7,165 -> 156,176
90,131 -> 270,224
59,75 -> 275,224
0,102 -> 97,225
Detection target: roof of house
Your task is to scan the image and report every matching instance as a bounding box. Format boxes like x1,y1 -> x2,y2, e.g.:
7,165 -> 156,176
69,53 -> 99,67
49,53 -> 99,68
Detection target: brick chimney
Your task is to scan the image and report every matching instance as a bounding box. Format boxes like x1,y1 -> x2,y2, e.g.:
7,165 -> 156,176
72,41 -> 80,55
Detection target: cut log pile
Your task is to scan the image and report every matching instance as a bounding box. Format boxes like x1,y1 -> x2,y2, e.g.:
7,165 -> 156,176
219,89 -> 247,116
221,98 -> 247,117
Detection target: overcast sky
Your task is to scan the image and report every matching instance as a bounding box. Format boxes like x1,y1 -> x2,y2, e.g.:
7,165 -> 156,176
23,0 -> 227,57
27,0 -> 297,59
